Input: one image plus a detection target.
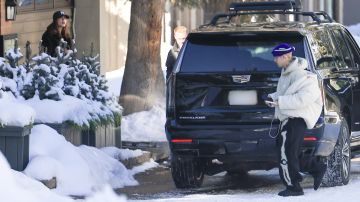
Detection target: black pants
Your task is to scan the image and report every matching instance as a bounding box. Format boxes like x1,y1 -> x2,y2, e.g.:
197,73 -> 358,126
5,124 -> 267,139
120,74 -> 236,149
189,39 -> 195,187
277,118 -> 306,192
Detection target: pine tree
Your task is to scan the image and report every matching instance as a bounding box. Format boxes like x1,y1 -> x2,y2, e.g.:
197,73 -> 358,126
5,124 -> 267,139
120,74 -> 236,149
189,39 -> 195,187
21,41 -> 64,100
0,40 -> 26,96
21,63 -> 64,100
56,39 -> 81,97
60,65 -> 80,97
76,64 -> 95,100
81,43 -> 110,103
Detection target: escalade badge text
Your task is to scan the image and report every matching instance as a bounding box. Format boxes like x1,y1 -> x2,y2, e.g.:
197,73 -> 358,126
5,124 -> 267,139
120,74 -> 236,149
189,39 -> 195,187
179,116 -> 206,120
232,75 -> 251,83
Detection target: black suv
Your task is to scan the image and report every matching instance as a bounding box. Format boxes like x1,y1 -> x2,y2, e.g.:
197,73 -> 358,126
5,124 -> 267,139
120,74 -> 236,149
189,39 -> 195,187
165,1 -> 360,189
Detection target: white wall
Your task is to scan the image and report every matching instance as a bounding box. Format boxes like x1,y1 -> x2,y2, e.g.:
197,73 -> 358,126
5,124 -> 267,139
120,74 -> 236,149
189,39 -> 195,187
99,0 -> 131,74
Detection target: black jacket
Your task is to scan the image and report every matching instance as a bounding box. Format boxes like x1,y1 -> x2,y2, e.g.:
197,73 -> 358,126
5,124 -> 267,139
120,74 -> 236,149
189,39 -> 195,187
165,43 -> 180,79
42,25 -> 72,57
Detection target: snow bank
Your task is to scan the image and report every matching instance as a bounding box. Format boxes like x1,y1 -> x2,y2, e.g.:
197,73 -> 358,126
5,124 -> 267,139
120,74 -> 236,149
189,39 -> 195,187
129,160 -> 158,176
101,147 -> 144,160
0,151 -> 73,202
0,150 -> 127,202
0,91 -> 35,126
24,124 -> 137,196
85,186 -> 127,202
121,105 -> 167,142
106,67 -> 124,97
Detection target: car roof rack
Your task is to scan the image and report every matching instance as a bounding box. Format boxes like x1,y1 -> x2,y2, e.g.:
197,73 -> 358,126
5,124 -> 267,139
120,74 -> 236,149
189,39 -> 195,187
205,0 -> 333,27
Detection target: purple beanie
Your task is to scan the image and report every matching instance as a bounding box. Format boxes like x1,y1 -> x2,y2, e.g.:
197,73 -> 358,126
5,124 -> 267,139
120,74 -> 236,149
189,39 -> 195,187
272,43 -> 295,57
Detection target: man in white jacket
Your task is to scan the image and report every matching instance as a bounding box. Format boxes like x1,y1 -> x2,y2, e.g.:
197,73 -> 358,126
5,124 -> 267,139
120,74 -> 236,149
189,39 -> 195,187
268,43 -> 324,197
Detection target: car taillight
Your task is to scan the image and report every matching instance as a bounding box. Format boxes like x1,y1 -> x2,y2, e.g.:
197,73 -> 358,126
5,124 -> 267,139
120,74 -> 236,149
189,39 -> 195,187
304,137 -> 317,141
171,139 -> 192,143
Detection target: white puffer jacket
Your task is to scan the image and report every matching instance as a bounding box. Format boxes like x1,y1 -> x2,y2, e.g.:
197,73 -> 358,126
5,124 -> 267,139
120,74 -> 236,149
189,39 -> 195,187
269,57 -> 323,129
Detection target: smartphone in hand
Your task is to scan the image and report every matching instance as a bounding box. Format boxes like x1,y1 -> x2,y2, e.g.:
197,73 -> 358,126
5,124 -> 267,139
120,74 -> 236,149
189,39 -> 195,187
265,100 -> 277,107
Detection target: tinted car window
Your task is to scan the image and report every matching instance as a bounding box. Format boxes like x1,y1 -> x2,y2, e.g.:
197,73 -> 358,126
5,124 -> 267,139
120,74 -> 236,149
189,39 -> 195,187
310,30 -> 337,69
342,28 -> 360,68
180,33 -> 305,73
330,29 -> 354,69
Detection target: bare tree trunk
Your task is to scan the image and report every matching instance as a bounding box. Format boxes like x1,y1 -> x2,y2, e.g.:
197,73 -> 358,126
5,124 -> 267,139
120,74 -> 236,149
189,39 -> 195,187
119,0 -> 165,115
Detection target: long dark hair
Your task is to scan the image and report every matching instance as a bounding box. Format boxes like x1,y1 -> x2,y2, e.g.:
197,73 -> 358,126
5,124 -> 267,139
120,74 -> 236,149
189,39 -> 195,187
47,21 -> 72,41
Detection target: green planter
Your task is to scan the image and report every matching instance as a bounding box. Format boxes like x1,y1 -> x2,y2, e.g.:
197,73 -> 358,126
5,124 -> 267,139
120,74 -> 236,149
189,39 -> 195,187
82,122 -> 120,148
115,125 -> 121,148
0,125 -> 31,171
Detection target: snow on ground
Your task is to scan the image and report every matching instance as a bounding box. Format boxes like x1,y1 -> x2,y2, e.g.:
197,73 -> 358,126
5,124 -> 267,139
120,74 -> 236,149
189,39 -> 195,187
24,125 -> 136,196
121,105 -> 167,142
129,160 -> 159,176
0,91 -> 35,126
0,149 -> 129,202
0,152 -> 73,202
23,124 -> 159,196
85,186 -> 127,202
130,164 -> 360,202
0,123 -> 160,201
128,180 -> 360,202
101,147 -> 144,160
106,67 -> 125,97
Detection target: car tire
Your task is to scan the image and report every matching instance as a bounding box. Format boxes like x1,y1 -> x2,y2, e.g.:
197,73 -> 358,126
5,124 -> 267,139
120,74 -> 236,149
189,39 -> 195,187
170,154 -> 204,189
322,119 -> 351,187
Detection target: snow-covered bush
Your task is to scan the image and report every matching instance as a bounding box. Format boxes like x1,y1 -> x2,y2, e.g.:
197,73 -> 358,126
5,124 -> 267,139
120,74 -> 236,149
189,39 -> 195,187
21,63 -> 63,101
0,41 -> 27,96
0,39 -> 122,128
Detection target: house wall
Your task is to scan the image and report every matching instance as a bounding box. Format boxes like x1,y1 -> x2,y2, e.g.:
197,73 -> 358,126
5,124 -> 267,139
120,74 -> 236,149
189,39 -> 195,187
74,0 -> 100,61
75,0 -> 130,74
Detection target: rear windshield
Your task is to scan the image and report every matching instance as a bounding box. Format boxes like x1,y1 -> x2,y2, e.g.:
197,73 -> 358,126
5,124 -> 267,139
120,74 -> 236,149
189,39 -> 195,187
180,32 -> 305,72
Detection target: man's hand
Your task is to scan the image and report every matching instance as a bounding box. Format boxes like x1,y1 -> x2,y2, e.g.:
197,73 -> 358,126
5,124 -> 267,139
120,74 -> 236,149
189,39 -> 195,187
265,100 -> 278,107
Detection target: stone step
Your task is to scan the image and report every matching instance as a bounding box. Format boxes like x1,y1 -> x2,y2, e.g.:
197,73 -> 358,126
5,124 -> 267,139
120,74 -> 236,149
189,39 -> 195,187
120,151 -> 152,169
40,177 -> 57,189
121,141 -> 170,162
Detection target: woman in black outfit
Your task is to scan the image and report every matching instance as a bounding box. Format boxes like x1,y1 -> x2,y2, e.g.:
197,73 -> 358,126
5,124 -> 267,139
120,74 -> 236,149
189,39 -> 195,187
42,11 -> 72,57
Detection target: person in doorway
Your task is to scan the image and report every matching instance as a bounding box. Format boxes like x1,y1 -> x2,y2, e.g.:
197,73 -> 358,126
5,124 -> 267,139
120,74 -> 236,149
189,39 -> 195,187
266,43 -> 325,197
165,25 -> 188,80
42,10 -> 72,57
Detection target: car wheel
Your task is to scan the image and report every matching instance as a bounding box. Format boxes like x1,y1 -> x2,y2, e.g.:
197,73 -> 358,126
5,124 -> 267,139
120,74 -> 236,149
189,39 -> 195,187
322,119 -> 351,187
170,154 -> 204,189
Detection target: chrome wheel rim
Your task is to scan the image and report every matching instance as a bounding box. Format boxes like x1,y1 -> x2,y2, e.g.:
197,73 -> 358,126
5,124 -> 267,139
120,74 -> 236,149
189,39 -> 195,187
342,127 -> 350,180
